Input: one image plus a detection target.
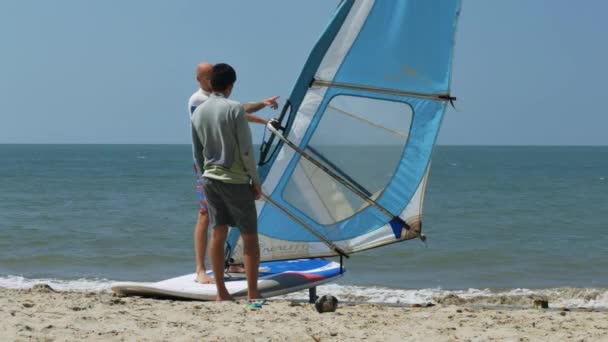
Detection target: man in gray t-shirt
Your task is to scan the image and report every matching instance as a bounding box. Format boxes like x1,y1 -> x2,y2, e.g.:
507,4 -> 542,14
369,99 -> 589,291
191,63 -> 262,302
188,62 -> 276,285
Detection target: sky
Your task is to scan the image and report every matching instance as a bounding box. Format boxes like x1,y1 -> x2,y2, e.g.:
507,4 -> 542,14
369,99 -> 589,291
1,0 -> 607,145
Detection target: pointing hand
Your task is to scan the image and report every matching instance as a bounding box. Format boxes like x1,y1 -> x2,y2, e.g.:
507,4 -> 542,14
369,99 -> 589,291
262,96 -> 280,110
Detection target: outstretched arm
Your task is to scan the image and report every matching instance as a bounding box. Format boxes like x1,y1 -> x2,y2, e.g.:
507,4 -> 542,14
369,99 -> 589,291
246,114 -> 268,125
243,96 -> 280,113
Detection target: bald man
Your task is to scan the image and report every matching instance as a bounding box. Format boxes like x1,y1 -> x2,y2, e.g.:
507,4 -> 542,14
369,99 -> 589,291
188,62 -> 278,284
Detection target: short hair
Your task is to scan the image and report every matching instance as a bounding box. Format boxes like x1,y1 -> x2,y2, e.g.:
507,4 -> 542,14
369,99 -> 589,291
210,63 -> 236,92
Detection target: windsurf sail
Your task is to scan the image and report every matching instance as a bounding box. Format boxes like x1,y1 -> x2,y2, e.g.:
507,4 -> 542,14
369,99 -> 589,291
229,0 -> 461,262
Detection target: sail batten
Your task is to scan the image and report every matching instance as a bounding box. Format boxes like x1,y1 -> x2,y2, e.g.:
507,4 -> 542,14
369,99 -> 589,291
313,79 -> 454,102
231,0 -> 460,263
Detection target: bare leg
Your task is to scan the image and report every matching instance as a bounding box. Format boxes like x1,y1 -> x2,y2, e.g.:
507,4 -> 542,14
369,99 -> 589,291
210,225 -> 233,301
241,232 -> 261,300
194,212 -> 213,284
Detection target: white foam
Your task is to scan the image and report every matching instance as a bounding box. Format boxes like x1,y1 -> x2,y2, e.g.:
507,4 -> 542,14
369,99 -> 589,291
278,284 -> 443,304
277,284 -> 608,309
451,287 -> 608,309
2,276 -> 607,309
0,275 -> 112,292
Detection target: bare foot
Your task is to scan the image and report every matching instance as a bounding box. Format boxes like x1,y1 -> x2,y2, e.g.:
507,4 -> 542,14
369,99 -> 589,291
215,294 -> 235,301
195,271 -> 214,284
227,264 -> 245,273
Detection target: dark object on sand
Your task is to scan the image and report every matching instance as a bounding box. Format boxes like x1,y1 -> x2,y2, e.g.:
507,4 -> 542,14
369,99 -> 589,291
315,295 -> 338,313
434,294 -> 465,305
31,284 -> 56,293
533,298 -> 549,309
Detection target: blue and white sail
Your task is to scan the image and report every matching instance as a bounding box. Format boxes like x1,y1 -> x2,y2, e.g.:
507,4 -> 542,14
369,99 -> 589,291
232,0 -> 461,262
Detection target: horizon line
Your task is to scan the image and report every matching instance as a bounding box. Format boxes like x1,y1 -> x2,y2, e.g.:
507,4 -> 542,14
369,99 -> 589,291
1,143 -> 607,147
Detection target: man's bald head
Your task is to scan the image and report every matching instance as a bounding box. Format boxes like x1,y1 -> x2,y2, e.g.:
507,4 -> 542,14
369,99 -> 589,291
196,62 -> 213,92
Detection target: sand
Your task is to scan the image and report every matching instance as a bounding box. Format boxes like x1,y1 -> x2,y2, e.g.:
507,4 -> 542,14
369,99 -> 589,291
2,287 -> 608,341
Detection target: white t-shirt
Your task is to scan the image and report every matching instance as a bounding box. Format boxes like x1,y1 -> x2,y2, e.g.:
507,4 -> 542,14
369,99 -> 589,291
189,89 -> 210,172
188,89 -> 210,117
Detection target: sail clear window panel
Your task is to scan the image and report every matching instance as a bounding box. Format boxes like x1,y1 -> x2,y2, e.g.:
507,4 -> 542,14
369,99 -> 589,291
282,95 -> 413,225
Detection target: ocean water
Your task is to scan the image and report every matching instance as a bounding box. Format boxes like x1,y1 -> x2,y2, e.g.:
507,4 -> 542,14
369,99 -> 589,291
1,145 -> 607,308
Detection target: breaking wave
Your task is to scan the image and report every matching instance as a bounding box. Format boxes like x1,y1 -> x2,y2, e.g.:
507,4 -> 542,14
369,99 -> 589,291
278,284 -> 608,309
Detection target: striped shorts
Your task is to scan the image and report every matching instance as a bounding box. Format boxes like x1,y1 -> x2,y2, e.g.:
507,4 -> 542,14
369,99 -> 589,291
193,164 -> 208,214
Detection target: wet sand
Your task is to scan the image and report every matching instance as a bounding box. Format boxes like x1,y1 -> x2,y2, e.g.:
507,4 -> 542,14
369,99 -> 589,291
2,287 -> 607,341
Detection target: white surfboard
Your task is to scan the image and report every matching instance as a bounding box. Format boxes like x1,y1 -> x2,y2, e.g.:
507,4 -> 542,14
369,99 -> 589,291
111,258 -> 343,301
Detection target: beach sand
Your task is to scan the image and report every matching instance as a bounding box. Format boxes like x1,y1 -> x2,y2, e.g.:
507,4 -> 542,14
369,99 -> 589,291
2,287 -> 607,341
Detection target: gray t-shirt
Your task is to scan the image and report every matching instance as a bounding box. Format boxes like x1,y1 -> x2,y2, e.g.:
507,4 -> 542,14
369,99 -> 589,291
191,92 -> 260,186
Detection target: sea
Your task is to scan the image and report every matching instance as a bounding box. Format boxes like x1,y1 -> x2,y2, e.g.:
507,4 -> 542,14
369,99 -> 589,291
1,144 -> 607,308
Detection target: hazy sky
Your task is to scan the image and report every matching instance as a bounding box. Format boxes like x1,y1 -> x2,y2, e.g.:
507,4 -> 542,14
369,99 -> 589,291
1,1 -> 606,145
